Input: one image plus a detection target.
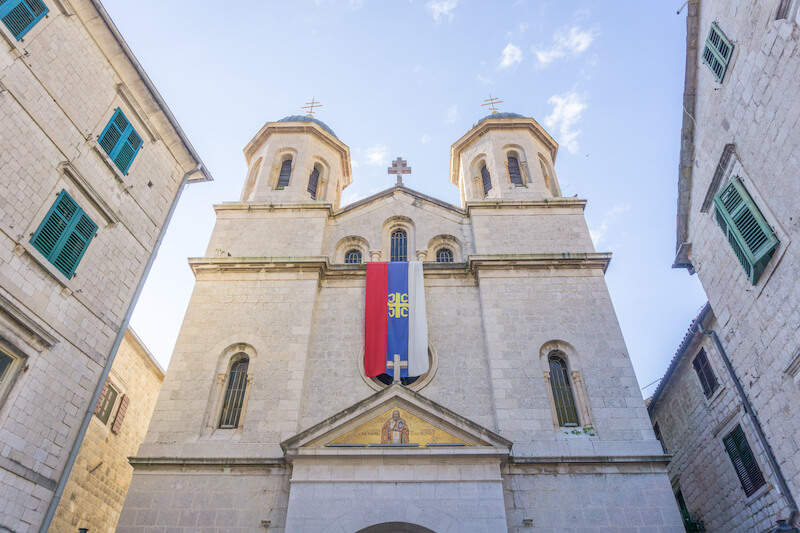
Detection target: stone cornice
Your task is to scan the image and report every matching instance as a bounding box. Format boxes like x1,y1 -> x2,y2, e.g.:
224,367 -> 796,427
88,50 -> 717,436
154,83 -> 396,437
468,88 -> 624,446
128,457 -> 285,468
507,454 -> 670,465
469,253 -> 611,273
464,197 -> 587,214
213,202 -> 335,215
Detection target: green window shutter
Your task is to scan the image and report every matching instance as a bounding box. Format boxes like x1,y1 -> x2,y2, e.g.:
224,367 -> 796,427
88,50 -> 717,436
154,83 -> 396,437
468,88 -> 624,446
31,190 -> 97,279
702,22 -> 733,82
97,109 -> 143,174
723,424 -> 765,497
713,177 -> 778,284
0,0 -> 48,40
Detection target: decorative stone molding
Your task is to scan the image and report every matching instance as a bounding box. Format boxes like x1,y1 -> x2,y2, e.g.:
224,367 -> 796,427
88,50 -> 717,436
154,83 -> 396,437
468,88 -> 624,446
58,162 -> 120,225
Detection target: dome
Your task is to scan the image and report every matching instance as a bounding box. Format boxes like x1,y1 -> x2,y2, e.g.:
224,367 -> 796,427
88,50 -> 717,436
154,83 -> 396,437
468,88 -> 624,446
277,115 -> 338,139
472,112 -> 527,128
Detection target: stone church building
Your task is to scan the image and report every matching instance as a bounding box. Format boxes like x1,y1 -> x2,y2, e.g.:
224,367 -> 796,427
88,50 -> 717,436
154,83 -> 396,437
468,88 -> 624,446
118,112 -> 684,532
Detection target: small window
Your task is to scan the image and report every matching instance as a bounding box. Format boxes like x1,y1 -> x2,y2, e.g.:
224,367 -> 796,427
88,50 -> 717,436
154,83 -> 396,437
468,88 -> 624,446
31,190 -> 97,279
548,354 -> 579,427
714,177 -> 778,284
507,155 -> 523,186
480,163 -> 492,196
436,248 -> 453,263
344,249 -> 362,264
219,356 -> 249,428
653,422 -> 667,453
723,424 -> 766,497
702,22 -> 734,82
0,0 -> 48,40
390,229 -> 407,262
0,347 -> 23,404
776,0 -> 799,21
98,109 -> 143,174
692,348 -> 718,398
307,165 -> 321,200
94,381 -> 119,425
277,158 -> 292,188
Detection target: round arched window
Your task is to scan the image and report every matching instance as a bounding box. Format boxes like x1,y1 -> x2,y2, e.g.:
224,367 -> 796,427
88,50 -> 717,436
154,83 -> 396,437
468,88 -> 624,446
344,249 -> 362,264
390,229 -> 407,262
359,346 -> 437,391
436,248 -> 453,263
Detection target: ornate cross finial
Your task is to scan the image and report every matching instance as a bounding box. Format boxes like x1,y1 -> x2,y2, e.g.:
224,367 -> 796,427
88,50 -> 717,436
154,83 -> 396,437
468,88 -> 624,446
388,157 -> 412,186
481,94 -> 503,114
301,98 -> 323,117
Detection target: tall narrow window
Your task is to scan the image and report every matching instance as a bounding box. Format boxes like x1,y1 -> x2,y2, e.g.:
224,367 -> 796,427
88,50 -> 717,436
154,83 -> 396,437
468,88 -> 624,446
219,356 -> 249,428
344,249 -> 362,264
653,422 -> 667,453
480,163 -> 492,196
98,109 -> 143,174
548,354 -> 579,427
308,165 -> 321,199
507,156 -> 523,185
436,248 -> 453,263
31,190 -> 97,279
390,229 -> 407,262
277,158 -> 292,188
692,348 -> 718,398
0,0 -> 48,40
702,22 -> 733,82
94,381 -> 119,425
723,424 -> 765,497
539,157 -> 553,194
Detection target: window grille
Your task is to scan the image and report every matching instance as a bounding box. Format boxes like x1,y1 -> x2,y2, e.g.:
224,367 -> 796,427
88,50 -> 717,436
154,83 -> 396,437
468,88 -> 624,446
436,248 -> 453,263
692,348 -> 719,398
31,190 -> 97,279
307,166 -> 320,199
723,424 -> 765,497
390,229 -> 407,262
714,176 -> 778,284
219,357 -> 249,428
277,158 -> 292,188
548,354 -> 579,426
480,164 -> 492,195
98,109 -> 143,174
0,0 -> 47,40
702,22 -> 733,82
507,156 -> 523,185
344,249 -> 362,264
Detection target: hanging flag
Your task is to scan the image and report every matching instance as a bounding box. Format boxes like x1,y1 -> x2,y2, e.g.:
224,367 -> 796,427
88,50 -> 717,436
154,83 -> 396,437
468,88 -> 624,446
364,261 -> 428,379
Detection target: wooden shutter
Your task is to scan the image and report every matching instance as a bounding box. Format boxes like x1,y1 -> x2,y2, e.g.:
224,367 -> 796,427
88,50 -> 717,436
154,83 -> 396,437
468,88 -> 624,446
508,156 -> 523,185
692,349 -> 718,398
111,394 -> 129,434
277,159 -> 292,188
31,190 -> 97,278
98,109 -> 143,174
723,424 -> 765,497
702,22 -> 733,82
480,164 -> 492,195
307,167 -> 320,199
94,380 -> 109,415
0,0 -> 48,40
713,177 -> 778,284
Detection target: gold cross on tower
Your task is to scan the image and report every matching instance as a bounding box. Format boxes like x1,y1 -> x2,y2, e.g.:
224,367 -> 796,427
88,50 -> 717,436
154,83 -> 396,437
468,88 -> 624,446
301,98 -> 323,117
388,157 -> 412,186
481,94 -> 503,114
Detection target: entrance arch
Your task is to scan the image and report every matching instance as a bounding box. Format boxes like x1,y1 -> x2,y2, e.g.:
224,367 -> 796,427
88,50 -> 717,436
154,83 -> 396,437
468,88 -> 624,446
356,523 -> 437,533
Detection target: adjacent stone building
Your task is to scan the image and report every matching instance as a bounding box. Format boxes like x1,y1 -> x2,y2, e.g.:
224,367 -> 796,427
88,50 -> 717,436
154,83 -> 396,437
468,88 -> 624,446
50,328 -> 164,532
118,112 -> 684,532
663,0 -> 800,530
0,0 -> 210,530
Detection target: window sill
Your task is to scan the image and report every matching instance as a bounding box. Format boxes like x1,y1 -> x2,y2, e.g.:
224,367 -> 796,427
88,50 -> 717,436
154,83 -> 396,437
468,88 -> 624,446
13,241 -> 73,290
744,482 -> 772,506
91,144 -> 128,183
705,385 -> 724,407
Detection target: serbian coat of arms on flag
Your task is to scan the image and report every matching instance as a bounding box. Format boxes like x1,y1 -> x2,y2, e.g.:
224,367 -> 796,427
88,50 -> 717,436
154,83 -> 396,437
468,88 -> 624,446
364,262 -> 429,379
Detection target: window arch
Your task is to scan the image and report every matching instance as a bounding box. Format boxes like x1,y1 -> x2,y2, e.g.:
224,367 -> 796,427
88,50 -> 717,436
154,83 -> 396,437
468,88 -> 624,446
277,157 -> 292,188
507,153 -> 523,186
345,249 -> 362,264
480,163 -> 492,196
391,229 -> 407,262
540,340 -> 592,430
241,157 -> 262,201
548,353 -> 579,427
359,343 -> 439,392
219,355 -> 249,429
436,248 -> 453,263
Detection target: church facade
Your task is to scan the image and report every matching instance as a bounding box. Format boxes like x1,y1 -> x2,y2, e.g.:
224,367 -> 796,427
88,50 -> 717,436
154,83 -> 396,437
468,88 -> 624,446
118,113 -> 683,532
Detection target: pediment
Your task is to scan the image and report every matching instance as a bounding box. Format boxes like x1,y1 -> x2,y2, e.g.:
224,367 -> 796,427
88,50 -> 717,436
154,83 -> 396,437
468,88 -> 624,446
335,185 -> 465,219
281,384 -> 511,454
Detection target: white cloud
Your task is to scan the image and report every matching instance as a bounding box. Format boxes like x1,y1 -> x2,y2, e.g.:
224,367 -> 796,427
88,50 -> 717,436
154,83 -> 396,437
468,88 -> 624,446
544,91 -> 587,154
426,0 -> 459,23
349,0 -> 366,8
421,134 -> 432,144
590,203 -> 631,246
445,104 -> 459,124
498,43 -> 523,70
364,144 -> 389,166
477,74 -> 492,85
533,26 -> 597,68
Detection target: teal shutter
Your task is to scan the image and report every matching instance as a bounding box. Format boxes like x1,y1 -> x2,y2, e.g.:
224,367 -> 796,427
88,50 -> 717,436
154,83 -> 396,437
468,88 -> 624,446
702,22 -> 733,82
713,177 -> 778,284
98,109 -> 143,174
0,0 -> 48,40
723,425 -> 765,497
31,190 -> 97,279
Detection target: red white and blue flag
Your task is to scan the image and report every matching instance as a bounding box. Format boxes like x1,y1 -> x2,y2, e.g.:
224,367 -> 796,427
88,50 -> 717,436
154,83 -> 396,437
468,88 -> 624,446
364,261 -> 428,379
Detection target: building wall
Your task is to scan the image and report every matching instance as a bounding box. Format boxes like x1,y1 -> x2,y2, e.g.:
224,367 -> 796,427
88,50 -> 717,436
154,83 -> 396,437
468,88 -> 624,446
50,329 -> 164,533
0,0 -> 207,530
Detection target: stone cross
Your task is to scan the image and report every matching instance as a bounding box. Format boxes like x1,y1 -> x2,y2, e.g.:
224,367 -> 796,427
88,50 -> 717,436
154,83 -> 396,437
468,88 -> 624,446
388,157 -> 412,186
386,353 -> 408,384
301,98 -> 323,117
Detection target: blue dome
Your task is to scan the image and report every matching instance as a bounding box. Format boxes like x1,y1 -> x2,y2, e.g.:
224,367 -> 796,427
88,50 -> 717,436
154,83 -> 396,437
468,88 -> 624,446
277,115 -> 338,139
472,112 -> 527,128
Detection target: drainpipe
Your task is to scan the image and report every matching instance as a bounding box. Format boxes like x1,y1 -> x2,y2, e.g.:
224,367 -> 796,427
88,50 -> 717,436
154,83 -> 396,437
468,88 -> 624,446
692,323 -> 799,528
39,165 -> 203,532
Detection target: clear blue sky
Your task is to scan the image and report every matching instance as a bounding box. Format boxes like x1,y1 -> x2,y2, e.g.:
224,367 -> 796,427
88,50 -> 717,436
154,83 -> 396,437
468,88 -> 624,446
104,0 -> 707,397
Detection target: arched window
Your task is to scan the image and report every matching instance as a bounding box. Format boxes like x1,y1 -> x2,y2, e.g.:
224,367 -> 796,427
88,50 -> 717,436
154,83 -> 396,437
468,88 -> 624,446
345,249 -> 362,264
548,354 -> 579,427
307,165 -> 321,199
219,356 -> 249,428
390,229 -> 407,262
480,163 -> 492,196
436,248 -> 453,263
277,158 -> 292,188
507,155 -> 523,186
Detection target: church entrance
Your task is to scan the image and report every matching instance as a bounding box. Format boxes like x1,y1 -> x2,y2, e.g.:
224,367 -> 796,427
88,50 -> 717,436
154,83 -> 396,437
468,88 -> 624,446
356,523 -> 437,533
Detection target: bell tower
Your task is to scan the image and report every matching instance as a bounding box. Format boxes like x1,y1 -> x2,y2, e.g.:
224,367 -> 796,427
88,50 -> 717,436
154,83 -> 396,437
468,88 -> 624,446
240,115 -> 352,209
449,112 -> 562,207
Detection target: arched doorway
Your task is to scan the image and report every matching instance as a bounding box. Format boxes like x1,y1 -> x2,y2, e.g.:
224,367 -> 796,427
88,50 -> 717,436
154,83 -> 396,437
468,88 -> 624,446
356,522 -> 437,533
